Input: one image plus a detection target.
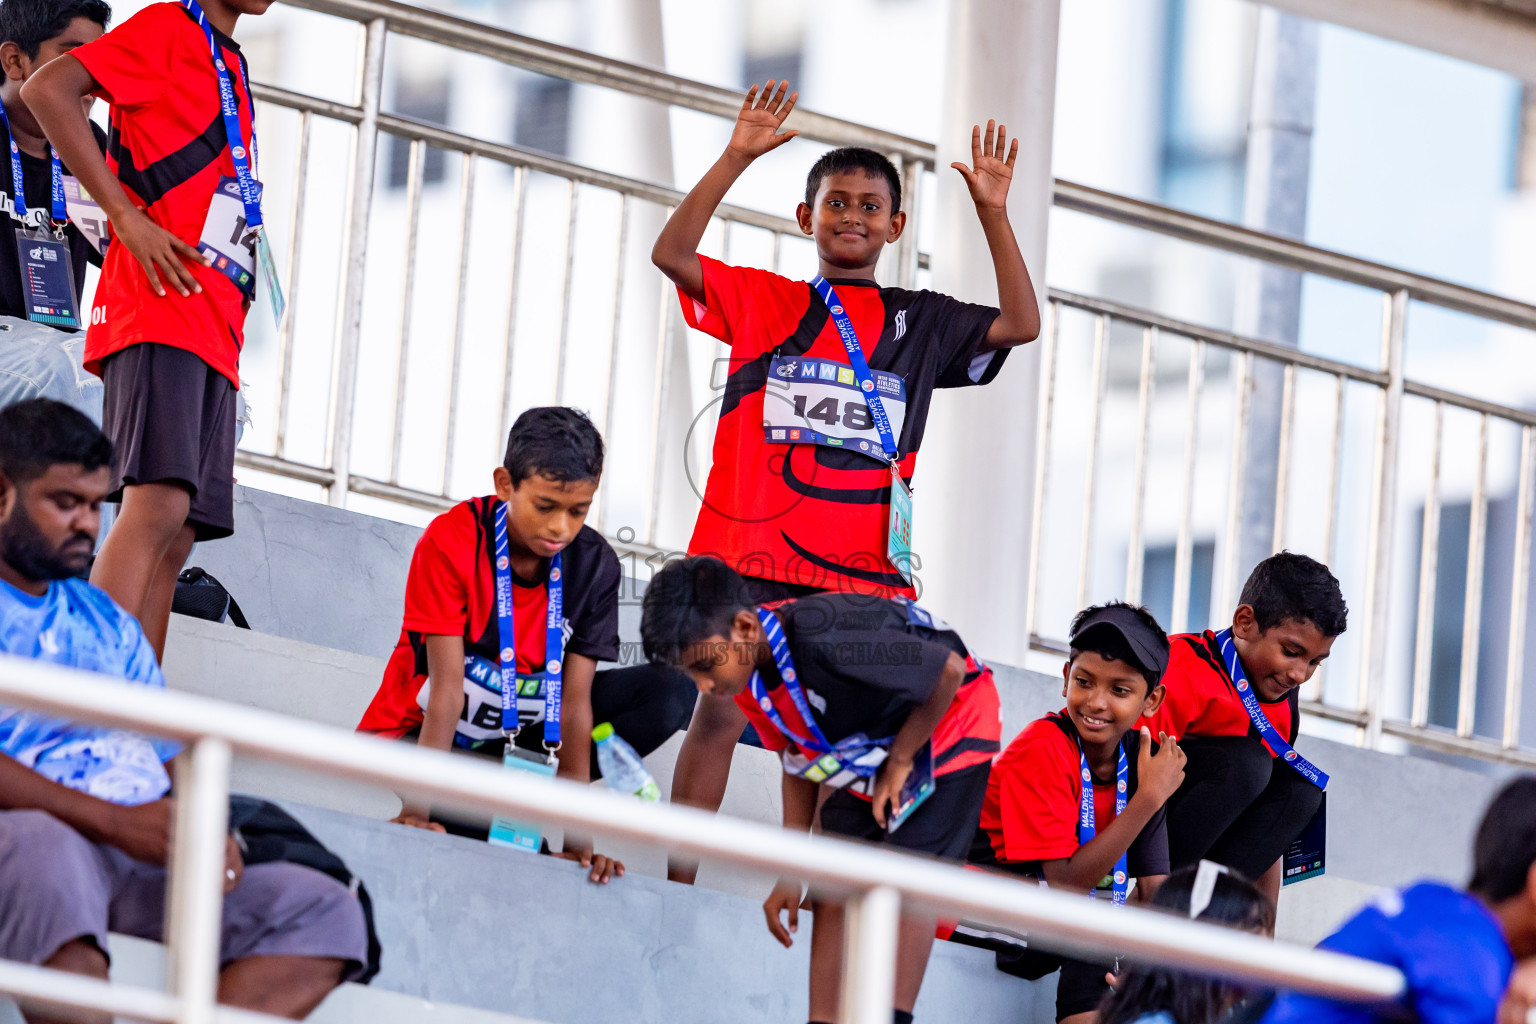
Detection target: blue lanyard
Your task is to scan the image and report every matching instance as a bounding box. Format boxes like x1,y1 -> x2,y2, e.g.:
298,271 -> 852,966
1215,628 -> 1328,789
493,502 -> 563,749
182,0 -> 262,230
1077,739 -> 1129,906
0,96 -> 64,225
810,276 -> 899,462
748,607 -> 890,774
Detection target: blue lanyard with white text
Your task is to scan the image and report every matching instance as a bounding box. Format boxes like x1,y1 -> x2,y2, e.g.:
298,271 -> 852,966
1215,628 -> 1328,789
1077,740 -> 1129,906
810,276 -> 898,462
181,0 -> 262,230
0,97 -> 64,226
494,502 -> 563,749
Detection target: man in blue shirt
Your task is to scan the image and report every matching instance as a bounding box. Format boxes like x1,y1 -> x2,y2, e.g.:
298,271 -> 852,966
1261,775 -> 1536,1023
0,398 -> 368,1021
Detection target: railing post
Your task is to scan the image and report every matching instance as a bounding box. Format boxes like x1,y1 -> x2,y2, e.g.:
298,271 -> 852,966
324,17 -> 387,507
1359,289 -> 1407,748
164,738 -> 233,1024
840,885 -> 901,1024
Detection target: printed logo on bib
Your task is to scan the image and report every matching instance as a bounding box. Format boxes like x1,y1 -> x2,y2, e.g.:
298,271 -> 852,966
763,354 -> 907,461
420,653 -> 550,747
197,175 -> 261,298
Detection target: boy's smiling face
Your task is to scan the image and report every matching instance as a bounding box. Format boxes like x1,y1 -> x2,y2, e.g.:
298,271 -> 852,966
1231,606 -> 1335,701
1061,651 -> 1164,746
679,610 -> 764,698
796,169 -> 906,273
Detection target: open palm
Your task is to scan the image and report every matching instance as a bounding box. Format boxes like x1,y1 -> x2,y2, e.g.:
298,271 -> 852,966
952,120 -> 1017,210
727,80 -> 799,160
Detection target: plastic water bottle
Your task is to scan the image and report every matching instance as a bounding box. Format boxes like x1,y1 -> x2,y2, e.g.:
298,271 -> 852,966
593,722 -> 660,802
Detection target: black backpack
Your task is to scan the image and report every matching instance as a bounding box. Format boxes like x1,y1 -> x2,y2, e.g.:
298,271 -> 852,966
173,568 -> 249,628
227,795 -> 382,984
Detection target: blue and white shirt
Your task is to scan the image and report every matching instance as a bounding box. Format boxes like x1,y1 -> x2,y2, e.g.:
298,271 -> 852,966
0,577 -> 178,805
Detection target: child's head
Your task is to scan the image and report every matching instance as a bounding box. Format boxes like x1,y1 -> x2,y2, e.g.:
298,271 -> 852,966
494,406 -> 604,559
641,556 -> 761,698
0,0 -> 108,85
1096,863 -> 1273,1024
1062,602 -> 1170,744
1469,775 -> 1536,956
1231,551 -> 1348,701
796,147 -> 907,272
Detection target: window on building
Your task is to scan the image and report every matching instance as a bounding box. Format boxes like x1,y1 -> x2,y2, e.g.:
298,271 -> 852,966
513,75 -> 572,157
1141,540 -> 1217,635
387,71 -> 450,190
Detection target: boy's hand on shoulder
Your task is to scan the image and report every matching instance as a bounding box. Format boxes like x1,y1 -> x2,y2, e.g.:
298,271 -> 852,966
763,877 -> 803,947
112,205 -> 205,299
951,120 -> 1018,213
725,80 -> 799,163
1136,727 -> 1186,805
552,846 -> 625,885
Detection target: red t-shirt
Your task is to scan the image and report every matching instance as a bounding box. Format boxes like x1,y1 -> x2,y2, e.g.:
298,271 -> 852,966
679,256 -> 1003,595
356,497 -> 621,747
973,711 -> 1168,876
1143,631 -> 1299,756
72,2 -> 256,386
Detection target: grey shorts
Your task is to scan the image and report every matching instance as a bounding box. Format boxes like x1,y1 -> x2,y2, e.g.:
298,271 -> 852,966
0,809 -> 368,979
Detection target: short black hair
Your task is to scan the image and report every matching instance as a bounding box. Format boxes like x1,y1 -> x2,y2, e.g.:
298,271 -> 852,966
0,0 -> 111,59
1238,551 -> 1348,637
1469,776 -> 1536,903
641,556 -> 755,667
804,147 -> 902,215
1068,601 -> 1169,691
502,406 -> 604,487
0,398 -> 111,485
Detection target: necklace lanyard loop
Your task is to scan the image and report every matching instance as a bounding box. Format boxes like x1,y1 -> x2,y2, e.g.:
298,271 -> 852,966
1076,738 -> 1129,906
0,97 -> 65,229
1214,628 -> 1328,789
493,502 -> 563,751
810,276 -> 899,464
181,0 -> 262,231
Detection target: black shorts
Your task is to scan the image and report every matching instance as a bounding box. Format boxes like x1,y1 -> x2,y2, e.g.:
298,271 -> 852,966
819,761 -> 990,861
100,342 -> 236,541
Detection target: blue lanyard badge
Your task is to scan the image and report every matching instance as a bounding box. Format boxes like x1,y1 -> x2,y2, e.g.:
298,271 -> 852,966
1214,628 -> 1328,789
0,96 -> 65,228
1077,740 -> 1129,906
493,502 -> 563,750
810,277 -> 898,463
183,0 -> 260,229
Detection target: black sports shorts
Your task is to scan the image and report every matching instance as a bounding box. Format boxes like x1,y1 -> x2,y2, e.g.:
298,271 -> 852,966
819,760 -> 991,861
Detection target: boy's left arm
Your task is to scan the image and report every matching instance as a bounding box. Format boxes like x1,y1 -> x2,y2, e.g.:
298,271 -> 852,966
951,120 -> 1041,352
868,650 -> 966,827
550,651 -> 624,884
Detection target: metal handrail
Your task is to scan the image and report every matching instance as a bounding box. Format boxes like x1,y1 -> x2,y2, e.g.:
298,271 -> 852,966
0,654 -> 1404,1024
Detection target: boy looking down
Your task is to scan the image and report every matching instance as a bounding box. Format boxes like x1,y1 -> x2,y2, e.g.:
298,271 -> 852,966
24,0 -> 273,660
1144,551 -> 1344,909
967,602 -> 1185,1024
641,555 -> 1001,1024
357,407 -> 695,883
652,81 -> 1040,877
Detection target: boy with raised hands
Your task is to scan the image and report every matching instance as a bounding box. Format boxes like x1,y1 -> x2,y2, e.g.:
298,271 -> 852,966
966,602 -> 1185,1024
651,81 -> 1040,879
640,555 -> 1001,1024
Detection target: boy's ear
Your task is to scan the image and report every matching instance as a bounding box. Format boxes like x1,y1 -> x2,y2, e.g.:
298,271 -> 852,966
0,42 -> 26,84
1232,604 -> 1259,642
1061,659 -> 1071,698
492,466 -> 515,502
795,202 -> 813,237
1141,682 -> 1167,718
730,608 -> 761,643
884,210 -> 907,244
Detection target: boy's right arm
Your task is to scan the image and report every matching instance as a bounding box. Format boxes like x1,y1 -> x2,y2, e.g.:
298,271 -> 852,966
22,55 -> 204,298
763,772 -> 819,947
392,633 -> 463,831
666,691 -> 749,884
650,81 -> 798,303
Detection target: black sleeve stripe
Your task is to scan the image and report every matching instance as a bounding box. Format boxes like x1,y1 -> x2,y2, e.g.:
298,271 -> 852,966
718,293 -> 829,420
110,110 -> 227,209
934,736 -> 1000,769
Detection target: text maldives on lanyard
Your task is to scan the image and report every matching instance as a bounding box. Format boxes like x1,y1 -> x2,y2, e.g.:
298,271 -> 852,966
0,95 -> 80,330
1076,739 -> 1129,906
1215,627 -> 1328,789
494,501 -> 564,755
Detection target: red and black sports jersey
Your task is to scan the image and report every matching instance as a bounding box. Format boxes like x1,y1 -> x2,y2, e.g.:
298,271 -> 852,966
971,711 -> 1169,876
356,497 -> 621,739
732,593 -> 1001,781
71,3 -> 257,387
679,256 -> 1004,595
1143,631 -> 1299,756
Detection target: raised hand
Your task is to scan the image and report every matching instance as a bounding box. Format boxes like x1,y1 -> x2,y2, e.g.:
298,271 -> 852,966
951,119 -> 1018,211
1137,727 -> 1187,806
726,80 -> 800,162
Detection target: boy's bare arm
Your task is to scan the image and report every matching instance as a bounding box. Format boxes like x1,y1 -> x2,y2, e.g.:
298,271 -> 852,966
666,691 -> 747,884
868,650 -> 965,827
950,120 -> 1041,351
392,633 -> 463,830
651,80 -> 798,304
23,54 -> 204,298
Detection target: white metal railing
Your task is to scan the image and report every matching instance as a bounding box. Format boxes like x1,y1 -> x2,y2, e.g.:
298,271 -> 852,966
0,655 -> 1405,1024
229,0 -> 1536,768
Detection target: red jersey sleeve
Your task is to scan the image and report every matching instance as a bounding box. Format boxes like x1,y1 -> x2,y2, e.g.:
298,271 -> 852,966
677,255 -> 779,348
71,4 -> 184,111
400,505 -> 476,637
733,690 -> 788,753
1144,639 -> 1212,741
988,719 -> 1083,863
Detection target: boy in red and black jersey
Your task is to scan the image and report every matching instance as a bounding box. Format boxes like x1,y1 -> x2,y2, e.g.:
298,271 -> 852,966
966,603 -> 1184,1024
357,408 -> 695,883
1144,552 -> 1346,909
25,0 -> 271,660
640,555 -> 1001,1024
652,81 -> 1040,865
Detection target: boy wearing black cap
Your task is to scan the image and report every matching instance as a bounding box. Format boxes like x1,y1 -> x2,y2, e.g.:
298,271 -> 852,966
968,602 -> 1185,1024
